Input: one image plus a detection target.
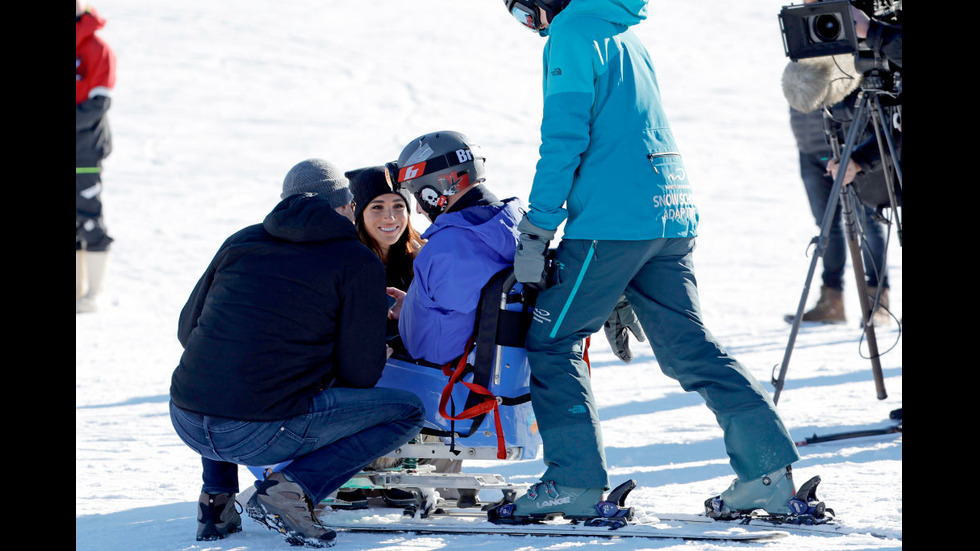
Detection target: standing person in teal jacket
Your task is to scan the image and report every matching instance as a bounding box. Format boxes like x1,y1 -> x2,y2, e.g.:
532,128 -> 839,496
498,0 -> 815,522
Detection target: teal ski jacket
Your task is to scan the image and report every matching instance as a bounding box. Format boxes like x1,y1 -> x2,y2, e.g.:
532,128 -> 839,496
526,0 -> 699,240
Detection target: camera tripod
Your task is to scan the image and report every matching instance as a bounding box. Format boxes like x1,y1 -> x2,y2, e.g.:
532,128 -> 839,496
772,79 -> 902,405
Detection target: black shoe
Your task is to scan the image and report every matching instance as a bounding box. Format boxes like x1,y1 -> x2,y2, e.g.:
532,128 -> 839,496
455,489 -> 480,508
196,492 -> 242,541
380,488 -> 419,507
333,489 -> 369,510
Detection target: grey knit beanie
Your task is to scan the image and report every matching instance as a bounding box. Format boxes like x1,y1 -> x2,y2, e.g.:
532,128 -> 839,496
281,158 -> 354,208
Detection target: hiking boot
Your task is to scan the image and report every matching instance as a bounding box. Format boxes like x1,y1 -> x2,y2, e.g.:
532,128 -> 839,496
867,286 -> 891,326
708,465 -> 796,517
509,480 -> 605,519
196,491 -> 242,541
245,472 -> 337,548
801,286 -> 846,323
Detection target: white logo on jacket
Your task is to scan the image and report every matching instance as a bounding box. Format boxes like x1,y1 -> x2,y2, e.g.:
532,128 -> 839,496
532,308 -> 552,324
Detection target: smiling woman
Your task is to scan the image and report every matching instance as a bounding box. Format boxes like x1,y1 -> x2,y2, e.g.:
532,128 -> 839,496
346,166 -> 425,295
342,164 -> 483,510
364,194 -> 409,255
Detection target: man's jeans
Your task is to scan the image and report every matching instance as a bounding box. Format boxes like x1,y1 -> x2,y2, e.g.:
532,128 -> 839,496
170,387 -> 424,503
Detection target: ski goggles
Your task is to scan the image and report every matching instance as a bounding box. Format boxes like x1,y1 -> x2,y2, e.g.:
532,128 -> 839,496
390,148 -> 482,191
504,0 -> 543,31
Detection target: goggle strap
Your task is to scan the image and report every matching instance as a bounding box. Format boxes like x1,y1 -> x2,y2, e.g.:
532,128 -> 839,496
395,149 -> 482,184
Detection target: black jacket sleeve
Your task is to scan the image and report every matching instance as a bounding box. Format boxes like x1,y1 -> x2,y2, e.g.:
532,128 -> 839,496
177,251 -> 222,348
333,257 -> 389,388
866,21 -> 902,69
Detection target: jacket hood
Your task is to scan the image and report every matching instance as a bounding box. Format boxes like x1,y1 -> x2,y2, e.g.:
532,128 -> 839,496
76,9 -> 107,48
422,195 -> 522,259
554,0 -> 647,28
263,193 -> 359,243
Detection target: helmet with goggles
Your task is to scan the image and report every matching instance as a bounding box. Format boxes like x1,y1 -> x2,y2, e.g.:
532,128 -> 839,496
502,0 -> 571,31
391,130 -> 487,221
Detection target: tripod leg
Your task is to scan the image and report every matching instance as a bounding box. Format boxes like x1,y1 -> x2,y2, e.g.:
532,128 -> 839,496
841,187 -> 887,400
845,93 -> 896,400
774,93 -> 877,405
774,206 -> 836,405
868,95 -> 902,246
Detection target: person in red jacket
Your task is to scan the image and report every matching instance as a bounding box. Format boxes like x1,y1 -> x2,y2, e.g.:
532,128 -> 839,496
76,1 -> 116,313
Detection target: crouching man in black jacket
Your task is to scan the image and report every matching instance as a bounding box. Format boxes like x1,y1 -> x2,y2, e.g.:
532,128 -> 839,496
169,159 -> 424,548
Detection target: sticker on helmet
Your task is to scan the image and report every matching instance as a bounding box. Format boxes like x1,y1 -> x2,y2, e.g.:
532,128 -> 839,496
404,143 -> 435,165
418,187 -> 444,209
398,162 -> 426,183
455,148 -> 474,163
438,170 -> 469,193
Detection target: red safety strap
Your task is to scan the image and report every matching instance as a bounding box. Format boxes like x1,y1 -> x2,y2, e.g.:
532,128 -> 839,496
437,337 -> 507,459
435,334 -> 591,460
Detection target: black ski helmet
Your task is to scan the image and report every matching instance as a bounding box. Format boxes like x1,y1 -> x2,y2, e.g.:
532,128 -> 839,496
393,131 -> 487,221
502,0 -> 571,31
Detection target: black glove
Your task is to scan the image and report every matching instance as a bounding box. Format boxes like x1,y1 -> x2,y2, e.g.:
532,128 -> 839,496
604,296 -> 646,363
514,216 -> 555,289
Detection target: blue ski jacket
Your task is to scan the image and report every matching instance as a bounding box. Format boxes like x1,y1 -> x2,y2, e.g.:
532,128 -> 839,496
398,187 -> 523,365
526,0 -> 698,240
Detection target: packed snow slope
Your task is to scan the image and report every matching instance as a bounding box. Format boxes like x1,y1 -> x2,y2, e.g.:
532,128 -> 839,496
76,1 -> 902,549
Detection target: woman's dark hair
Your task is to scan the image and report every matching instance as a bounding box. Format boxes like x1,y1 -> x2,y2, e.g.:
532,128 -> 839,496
357,217 -> 425,290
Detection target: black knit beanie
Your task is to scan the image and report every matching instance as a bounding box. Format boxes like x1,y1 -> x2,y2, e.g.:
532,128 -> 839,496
346,166 -> 413,222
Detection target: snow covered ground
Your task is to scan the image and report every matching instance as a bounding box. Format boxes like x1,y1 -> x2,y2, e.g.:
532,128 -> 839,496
76,1 -> 902,549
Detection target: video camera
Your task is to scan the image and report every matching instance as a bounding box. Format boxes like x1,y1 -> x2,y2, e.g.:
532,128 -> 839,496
779,1 -> 902,223
779,1 -> 899,62
779,1 -> 858,61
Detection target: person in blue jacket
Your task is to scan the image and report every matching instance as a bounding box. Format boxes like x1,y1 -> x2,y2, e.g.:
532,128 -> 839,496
500,0 -> 810,521
393,130 -> 524,366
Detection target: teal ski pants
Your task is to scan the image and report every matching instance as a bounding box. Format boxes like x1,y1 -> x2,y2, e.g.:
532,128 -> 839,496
525,237 -> 800,489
